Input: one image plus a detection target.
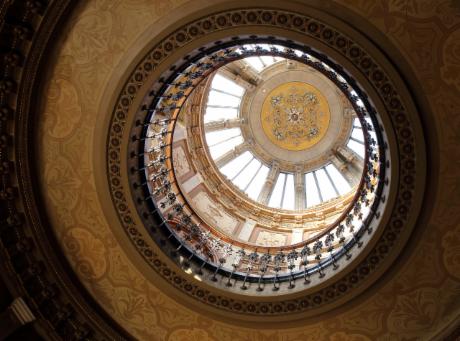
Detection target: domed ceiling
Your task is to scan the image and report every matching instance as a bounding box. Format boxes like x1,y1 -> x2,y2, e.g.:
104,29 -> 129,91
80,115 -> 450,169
1,0 -> 459,340
164,49 -> 371,257
132,38 -> 387,299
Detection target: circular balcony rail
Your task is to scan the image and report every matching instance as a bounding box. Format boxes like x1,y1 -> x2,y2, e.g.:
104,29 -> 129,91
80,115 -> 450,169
129,39 -> 387,293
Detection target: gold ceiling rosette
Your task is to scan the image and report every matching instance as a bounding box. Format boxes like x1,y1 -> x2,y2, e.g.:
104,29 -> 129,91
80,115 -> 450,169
261,81 -> 331,151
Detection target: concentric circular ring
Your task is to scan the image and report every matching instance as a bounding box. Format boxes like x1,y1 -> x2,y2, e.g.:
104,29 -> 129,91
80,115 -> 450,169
106,8 -> 423,320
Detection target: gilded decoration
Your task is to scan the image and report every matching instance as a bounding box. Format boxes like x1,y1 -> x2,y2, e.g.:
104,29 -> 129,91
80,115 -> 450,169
116,7 -> 416,317
261,81 -> 330,151
5,0 -> 452,340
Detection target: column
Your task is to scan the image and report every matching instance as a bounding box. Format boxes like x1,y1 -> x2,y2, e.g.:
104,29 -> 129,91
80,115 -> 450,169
204,118 -> 244,132
294,166 -> 305,210
330,154 -> 360,186
257,161 -> 280,204
214,142 -> 249,168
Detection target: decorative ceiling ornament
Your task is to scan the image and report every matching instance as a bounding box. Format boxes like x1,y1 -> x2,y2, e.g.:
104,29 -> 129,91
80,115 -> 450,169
0,0 -> 448,338
107,2 -> 427,314
129,43 -> 382,293
112,17 -> 416,315
261,81 -> 331,151
60,5 -> 424,324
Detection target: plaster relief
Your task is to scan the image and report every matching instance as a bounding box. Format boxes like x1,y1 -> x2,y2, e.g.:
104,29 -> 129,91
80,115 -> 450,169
191,191 -> 238,235
256,231 -> 287,247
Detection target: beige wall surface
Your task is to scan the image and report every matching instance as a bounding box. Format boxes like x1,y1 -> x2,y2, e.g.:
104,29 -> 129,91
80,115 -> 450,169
36,0 -> 460,340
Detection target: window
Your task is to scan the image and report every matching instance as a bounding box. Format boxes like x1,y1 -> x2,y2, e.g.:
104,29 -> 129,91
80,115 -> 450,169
220,151 -> 252,179
305,172 -> 321,208
325,164 -> 351,195
281,174 -> 295,210
246,165 -> 269,200
268,173 -> 286,208
203,52 -> 361,211
347,120 -> 365,158
315,168 -> 337,202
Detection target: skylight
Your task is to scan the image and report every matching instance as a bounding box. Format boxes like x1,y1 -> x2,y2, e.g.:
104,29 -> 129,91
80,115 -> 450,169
220,151 -> 252,179
347,138 -> 365,158
315,168 -> 337,202
204,107 -> 238,123
201,51 -> 361,212
233,158 -> 261,190
205,127 -> 241,147
325,164 -> 351,195
268,173 -> 286,208
282,174 -> 295,210
305,172 -> 321,208
243,55 -> 284,72
347,119 -> 365,158
211,74 -> 244,97
209,135 -> 243,159
246,165 -> 269,200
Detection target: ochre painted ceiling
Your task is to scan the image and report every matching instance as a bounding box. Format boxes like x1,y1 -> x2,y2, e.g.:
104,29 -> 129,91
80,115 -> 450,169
35,0 -> 459,340
260,81 -> 331,151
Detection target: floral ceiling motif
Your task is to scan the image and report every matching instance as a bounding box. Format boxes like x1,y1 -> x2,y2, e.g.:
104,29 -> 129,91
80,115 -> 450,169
261,82 -> 331,151
6,0 -> 454,339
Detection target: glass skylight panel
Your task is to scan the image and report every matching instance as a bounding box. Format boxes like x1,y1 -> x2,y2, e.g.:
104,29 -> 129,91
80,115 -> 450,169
211,74 -> 244,96
207,90 -> 241,107
281,174 -> 295,210
315,168 -> 337,201
351,128 -> 365,142
209,136 -> 243,159
205,127 -> 240,147
268,173 -> 286,208
246,165 -> 269,200
326,164 -> 351,195
305,173 -> 321,208
258,56 -> 276,68
233,158 -> 260,190
220,151 -> 252,179
244,56 -> 264,72
347,139 -> 365,158
204,107 -> 238,123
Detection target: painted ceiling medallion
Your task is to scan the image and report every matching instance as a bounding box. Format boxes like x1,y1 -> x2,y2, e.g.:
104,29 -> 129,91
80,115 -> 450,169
261,82 -> 330,151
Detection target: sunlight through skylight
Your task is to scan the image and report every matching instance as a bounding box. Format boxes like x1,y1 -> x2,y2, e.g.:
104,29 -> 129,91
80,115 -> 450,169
209,136 -> 243,159
326,164 -> 351,195
315,168 -> 337,202
268,173 -> 286,208
211,74 -> 244,96
220,151 -> 252,179
246,165 -> 269,200
305,172 -> 321,208
200,47 -> 366,212
281,174 -> 295,210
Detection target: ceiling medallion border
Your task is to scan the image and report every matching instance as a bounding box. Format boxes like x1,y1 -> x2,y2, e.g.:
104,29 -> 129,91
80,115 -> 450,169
240,69 -> 353,172
107,9 -> 418,316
